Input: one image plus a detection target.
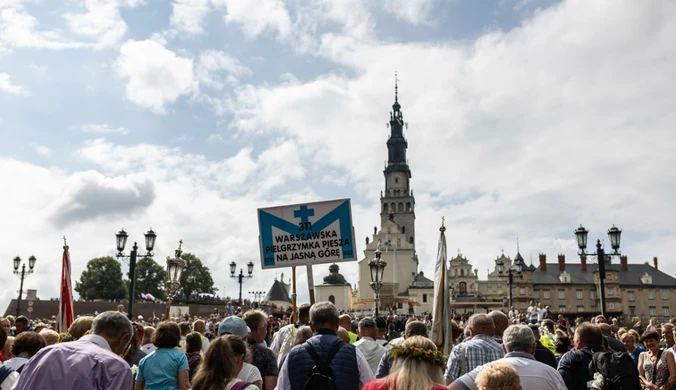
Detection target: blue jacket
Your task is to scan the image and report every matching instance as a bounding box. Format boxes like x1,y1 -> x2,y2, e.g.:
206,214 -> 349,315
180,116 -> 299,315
557,346 -> 605,390
287,328 -> 359,390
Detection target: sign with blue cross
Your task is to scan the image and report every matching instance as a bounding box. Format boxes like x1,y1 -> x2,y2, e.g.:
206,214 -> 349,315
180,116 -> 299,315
257,199 -> 356,269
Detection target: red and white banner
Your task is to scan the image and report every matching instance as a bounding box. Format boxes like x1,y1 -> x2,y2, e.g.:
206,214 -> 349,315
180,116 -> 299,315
56,245 -> 74,333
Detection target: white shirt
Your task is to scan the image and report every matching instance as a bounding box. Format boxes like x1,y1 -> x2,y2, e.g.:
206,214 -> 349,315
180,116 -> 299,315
201,337 -> 210,353
354,337 -> 386,376
455,352 -> 567,390
270,323 -> 298,366
0,363 -> 19,390
225,378 -> 258,390
527,306 -> 535,315
238,362 -> 262,383
2,357 -> 28,371
537,308 -> 546,321
275,343 -> 375,390
140,343 -> 157,354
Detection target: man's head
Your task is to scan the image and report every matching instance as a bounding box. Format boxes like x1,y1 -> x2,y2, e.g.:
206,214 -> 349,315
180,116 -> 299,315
218,316 -> 249,338
598,323 -> 612,336
404,320 -> 429,339
541,319 -> 555,334
529,324 -> 541,341
142,326 -> 155,345
574,322 -> 603,349
39,329 -> 60,345
376,317 -> 388,339
298,304 -> 311,324
338,314 -> 352,330
193,319 -> 205,334
12,331 -> 46,358
91,311 -> 133,355
242,309 -> 268,343
179,321 -> 192,336
309,302 -> 340,331
488,311 -> 508,336
358,317 -> 378,339
337,327 -> 350,344
117,304 -> 124,312
502,324 -> 536,355
14,316 -> 29,333
468,313 -> 495,337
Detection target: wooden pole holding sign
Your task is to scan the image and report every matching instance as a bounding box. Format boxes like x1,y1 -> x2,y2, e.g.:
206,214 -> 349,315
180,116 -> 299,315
292,266 -> 297,323
306,264 -> 316,305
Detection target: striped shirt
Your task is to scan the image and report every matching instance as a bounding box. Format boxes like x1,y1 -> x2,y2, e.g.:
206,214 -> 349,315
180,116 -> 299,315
445,334 -> 504,380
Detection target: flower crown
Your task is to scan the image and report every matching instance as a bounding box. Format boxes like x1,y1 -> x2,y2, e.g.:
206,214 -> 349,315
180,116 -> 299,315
389,345 -> 447,369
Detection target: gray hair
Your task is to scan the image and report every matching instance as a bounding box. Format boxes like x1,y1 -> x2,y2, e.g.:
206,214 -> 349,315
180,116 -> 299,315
503,325 -> 535,353
294,326 -> 313,345
143,326 -> 154,341
91,311 -> 133,338
468,313 -> 495,334
310,301 -> 339,326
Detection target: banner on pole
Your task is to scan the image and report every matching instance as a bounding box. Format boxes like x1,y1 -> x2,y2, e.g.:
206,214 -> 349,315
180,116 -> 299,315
257,199 -> 356,269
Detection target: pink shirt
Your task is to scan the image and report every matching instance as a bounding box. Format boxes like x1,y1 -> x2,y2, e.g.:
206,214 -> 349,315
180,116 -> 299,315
10,334 -> 132,390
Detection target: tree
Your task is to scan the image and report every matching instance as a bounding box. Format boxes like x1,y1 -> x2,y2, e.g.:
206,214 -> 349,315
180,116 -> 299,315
179,252 -> 217,298
129,257 -> 167,300
75,257 -> 127,301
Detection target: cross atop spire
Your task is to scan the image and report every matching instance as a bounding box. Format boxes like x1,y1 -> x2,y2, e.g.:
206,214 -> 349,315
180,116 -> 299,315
395,72 -> 399,103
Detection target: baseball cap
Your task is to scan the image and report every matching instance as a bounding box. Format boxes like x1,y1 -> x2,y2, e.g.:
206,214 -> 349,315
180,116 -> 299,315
359,317 -> 377,329
218,316 -> 250,338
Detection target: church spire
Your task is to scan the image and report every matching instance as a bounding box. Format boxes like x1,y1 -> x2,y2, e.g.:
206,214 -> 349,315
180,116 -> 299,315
392,72 -> 401,115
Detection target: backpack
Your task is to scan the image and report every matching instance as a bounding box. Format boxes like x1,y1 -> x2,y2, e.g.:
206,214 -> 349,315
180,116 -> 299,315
302,341 -> 345,390
0,365 -> 15,385
580,349 -> 641,390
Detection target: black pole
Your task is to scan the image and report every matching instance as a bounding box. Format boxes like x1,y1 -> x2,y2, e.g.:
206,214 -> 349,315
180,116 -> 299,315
16,264 -> 26,317
238,270 -> 243,305
508,271 -> 513,308
128,243 -> 138,320
596,240 -> 607,319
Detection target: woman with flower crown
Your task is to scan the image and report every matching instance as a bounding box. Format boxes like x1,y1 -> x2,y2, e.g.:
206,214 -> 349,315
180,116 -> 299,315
362,336 -> 447,390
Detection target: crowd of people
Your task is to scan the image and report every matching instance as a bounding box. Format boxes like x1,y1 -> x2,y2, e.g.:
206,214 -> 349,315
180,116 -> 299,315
0,302 -> 675,390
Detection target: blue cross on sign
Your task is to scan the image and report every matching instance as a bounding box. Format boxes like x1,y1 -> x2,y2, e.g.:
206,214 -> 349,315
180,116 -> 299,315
294,205 -> 314,223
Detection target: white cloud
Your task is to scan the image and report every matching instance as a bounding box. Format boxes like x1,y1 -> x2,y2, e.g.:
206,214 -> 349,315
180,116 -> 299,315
33,144 -> 52,157
114,39 -> 197,113
197,50 -> 252,89
0,73 -> 29,95
169,0 -> 211,35
383,0 -> 435,25
0,6 -> 85,52
78,123 -> 129,135
63,0 -> 132,49
214,0 -> 292,39
206,133 -> 225,144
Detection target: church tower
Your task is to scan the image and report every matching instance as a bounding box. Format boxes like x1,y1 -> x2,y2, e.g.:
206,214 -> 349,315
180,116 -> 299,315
380,79 -> 416,245
357,80 -> 419,311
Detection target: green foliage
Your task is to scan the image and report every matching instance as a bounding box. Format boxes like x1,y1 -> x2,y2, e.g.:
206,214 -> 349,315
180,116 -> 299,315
129,257 -> 167,300
75,256 -> 127,301
180,252 -> 217,297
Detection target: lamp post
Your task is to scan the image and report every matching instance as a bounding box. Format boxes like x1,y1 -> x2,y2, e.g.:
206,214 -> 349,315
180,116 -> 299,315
165,240 -> 186,321
368,246 -> 387,317
496,253 -> 524,308
13,255 -> 36,317
230,261 -> 254,305
115,228 -> 157,320
249,291 -> 265,306
574,224 -> 622,319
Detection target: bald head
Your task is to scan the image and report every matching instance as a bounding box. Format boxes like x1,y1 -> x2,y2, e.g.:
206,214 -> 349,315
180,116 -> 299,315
338,314 -> 352,330
337,327 -> 350,344
488,311 -> 508,336
468,313 -> 495,337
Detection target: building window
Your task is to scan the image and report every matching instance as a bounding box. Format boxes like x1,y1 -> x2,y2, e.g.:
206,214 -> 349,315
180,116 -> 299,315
576,290 -> 583,300
590,290 -> 597,300
521,302 -> 526,309
630,306 -> 636,315
628,291 -> 635,301
607,288 -> 614,296
649,290 -> 655,300
650,307 -> 656,316
559,306 -> 566,312
558,290 -> 565,299
665,307 -> 670,317
422,294 -> 427,303
663,291 -> 668,300
533,290 -> 539,299
544,290 -> 551,299
577,306 -> 584,312
609,302 -> 615,310
328,295 -> 335,304
520,287 -> 525,295
398,302 -> 403,309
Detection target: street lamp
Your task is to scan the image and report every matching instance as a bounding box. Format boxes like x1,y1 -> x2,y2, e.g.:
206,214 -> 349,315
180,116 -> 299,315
249,291 -> 265,306
497,253 -> 524,308
230,261 -> 254,305
368,246 -> 387,317
116,228 -> 156,320
574,224 -> 622,319
13,255 -> 36,316
165,240 -> 186,320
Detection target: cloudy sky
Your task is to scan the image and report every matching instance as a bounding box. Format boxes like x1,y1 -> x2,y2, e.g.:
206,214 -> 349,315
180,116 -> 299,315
1,0 -> 675,313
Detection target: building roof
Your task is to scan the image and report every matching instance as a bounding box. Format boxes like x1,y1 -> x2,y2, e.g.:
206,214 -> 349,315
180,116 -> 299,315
264,279 -> 292,303
532,263 -> 676,287
321,264 -> 350,285
409,271 -> 434,288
